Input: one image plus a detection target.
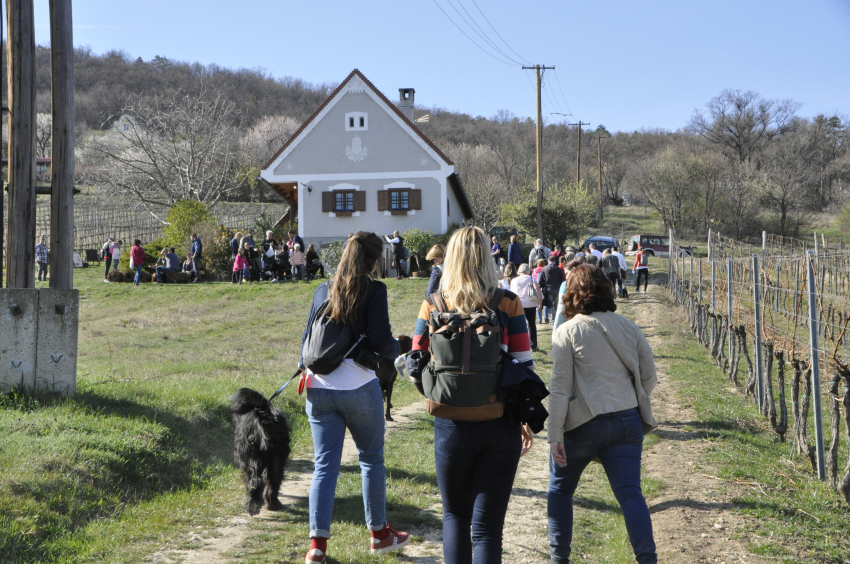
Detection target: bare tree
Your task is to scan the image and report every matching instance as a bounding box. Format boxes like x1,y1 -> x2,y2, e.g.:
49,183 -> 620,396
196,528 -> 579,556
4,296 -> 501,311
760,125 -> 819,236
689,89 -> 800,164
240,114 -> 300,166
446,142 -> 510,233
486,110 -> 536,193
80,86 -> 241,214
35,113 -> 52,158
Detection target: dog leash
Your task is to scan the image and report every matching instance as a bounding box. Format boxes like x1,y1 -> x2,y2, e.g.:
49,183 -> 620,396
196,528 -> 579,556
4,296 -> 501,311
269,368 -> 303,402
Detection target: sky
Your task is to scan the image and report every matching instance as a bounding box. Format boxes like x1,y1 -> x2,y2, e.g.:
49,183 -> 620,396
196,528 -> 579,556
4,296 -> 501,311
31,0 -> 850,133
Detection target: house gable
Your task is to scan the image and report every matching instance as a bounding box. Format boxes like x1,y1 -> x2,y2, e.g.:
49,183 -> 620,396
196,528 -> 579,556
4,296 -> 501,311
261,70 -> 453,180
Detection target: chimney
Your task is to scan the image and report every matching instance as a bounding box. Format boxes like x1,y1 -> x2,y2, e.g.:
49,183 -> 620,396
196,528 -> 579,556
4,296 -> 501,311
399,88 -> 415,121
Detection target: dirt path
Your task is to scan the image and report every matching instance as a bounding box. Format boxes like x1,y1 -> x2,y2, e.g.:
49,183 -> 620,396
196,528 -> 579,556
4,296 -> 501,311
628,289 -> 766,563
149,402 -> 426,564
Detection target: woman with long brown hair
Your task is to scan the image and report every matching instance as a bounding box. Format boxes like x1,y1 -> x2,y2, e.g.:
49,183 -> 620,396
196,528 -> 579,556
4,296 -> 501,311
547,265 -> 658,564
300,231 -> 408,564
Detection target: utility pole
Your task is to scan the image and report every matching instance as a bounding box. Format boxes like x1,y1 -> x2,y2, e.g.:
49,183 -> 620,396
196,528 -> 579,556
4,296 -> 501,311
594,133 -> 609,222
49,0 -> 76,289
6,0 -> 38,288
522,64 -> 554,242
569,121 -> 590,184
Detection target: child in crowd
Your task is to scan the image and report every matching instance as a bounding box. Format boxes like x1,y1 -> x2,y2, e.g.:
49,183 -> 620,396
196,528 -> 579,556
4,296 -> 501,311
532,258 -> 546,280
290,243 -> 305,280
111,240 -> 122,271
233,248 -> 248,284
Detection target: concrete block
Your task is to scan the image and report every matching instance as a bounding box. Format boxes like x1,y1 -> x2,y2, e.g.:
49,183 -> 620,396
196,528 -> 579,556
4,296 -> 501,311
35,289 -> 79,395
0,289 -> 39,393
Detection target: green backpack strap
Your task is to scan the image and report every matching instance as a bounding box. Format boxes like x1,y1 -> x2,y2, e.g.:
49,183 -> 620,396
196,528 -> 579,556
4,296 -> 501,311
487,289 -> 504,313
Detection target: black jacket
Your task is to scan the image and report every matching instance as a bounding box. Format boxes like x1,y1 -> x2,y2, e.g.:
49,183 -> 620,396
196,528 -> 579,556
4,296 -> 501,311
301,280 -> 400,368
500,353 -> 550,433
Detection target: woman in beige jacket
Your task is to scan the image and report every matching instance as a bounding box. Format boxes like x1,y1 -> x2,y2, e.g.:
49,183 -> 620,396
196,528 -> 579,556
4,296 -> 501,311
547,265 -> 658,564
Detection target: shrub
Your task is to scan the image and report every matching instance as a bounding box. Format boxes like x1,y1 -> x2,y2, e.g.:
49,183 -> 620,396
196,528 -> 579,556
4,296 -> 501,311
321,239 -> 345,277
402,228 -> 437,272
163,200 -> 216,251
203,224 -> 236,279
118,237 -> 168,271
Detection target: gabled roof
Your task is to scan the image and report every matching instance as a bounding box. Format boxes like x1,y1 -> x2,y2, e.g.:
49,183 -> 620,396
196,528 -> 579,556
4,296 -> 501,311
262,69 -> 454,171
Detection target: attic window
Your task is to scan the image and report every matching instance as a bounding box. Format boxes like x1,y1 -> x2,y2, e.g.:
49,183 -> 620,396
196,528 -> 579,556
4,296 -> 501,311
123,124 -> 130,131
345,112 -> 368,131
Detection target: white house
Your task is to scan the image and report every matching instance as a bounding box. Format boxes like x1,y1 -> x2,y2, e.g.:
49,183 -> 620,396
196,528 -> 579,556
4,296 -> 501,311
259,69 -> 472,247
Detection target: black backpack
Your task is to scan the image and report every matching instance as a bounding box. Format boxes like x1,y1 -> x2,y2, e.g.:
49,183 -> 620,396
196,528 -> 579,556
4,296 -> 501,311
301,285 -> 368,375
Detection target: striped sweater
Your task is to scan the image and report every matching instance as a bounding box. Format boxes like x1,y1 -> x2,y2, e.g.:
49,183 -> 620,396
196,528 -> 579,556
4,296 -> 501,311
412,290 -> 534,366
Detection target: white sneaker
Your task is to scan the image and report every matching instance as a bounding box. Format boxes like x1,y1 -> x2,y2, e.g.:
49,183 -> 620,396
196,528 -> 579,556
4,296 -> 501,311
104,279 -> 110,283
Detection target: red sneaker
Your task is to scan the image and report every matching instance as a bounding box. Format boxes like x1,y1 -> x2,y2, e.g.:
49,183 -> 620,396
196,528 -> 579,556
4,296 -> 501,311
305,547 -> 325,563
370,525 -> 409,555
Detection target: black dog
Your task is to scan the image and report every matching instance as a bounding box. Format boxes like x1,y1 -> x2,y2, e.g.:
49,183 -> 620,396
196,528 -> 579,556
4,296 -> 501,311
374,335 -> 413,421
231,388 -> 292,516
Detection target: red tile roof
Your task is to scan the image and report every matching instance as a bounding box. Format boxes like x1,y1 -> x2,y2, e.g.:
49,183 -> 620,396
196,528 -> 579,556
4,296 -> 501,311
262,69 -> 454,171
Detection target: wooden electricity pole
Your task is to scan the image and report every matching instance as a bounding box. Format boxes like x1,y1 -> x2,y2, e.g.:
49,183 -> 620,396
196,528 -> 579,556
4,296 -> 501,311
569,121 -> 590,185
595,134 -> 609,222
522,64 -> 554,242
5,0 -> 38,288
49,0 -> 75,289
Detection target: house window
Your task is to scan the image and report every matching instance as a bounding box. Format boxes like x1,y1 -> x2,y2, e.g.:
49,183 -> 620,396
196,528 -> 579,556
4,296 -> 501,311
323,186 -> 366,215
335,191 -> 355,212
345,112 -> 368,131
123,124 -> 130,131
389,189 -> 410,211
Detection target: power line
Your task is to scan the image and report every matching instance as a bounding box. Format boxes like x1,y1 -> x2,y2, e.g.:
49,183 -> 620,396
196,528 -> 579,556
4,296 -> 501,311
469,0 -> 529,64
541,70 -> 565,116
552,68 -> 573,117
449,0 -> 521,64
428,0 -> 516,65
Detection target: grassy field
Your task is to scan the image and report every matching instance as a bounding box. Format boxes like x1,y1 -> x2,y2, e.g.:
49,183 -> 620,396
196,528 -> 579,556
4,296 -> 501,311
2,265 -> 665,564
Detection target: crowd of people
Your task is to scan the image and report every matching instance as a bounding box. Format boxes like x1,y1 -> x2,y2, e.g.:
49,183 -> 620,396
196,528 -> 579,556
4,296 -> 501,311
229,228 -> 324,284
298,227 -> 659,564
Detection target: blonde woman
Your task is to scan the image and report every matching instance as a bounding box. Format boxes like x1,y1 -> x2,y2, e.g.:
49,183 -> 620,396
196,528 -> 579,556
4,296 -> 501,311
300,232 -> 408,563
425,244 -> 445,296
230,231 -> 243,260
410,226 -> 534,564
501,262 -> 518,290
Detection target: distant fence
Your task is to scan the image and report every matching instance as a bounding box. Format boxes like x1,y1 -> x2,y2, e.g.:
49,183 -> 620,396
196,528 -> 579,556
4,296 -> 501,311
14,197 -> 289,252
668,230 -> 850,503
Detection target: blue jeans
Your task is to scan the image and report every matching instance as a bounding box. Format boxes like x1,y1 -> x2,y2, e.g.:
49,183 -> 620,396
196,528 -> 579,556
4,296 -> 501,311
134,265 -> 143,285
112,258 -> 119,271
548,408 -> 657,563
434,417 -> 521,564
306,379 -> 387,538
155,266 -> 176,282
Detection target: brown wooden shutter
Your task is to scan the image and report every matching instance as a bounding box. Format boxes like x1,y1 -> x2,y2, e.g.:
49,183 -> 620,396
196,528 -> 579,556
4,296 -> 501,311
322,191 -> 333,212
377,190 -> 388,211
410,189 -> 422,210
354,190 -> 366,212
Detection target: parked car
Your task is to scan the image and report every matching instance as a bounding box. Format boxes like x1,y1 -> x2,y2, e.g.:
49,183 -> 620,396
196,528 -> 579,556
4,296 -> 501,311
627,234 -> 691,257
581,236 -> 619,253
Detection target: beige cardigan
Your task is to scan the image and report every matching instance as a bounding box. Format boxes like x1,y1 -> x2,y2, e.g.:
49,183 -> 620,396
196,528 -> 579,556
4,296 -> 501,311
547,311 -> 658,442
